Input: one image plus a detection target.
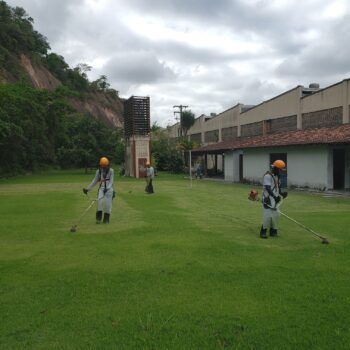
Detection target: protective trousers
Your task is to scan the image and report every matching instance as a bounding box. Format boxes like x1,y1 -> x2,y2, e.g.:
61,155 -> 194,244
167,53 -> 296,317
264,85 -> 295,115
97,187 -> 113,214
145,177 -> 154,193
262,207 -> 280,229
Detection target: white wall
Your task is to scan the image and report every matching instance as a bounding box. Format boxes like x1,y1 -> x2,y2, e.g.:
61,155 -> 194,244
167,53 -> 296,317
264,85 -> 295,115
302,82 -> 343,113
224,151 -> 243,182
240,87 -> 301,125
241,146 -> 331,189
287,146 -> 330,189
134,136 -> 150,178
125,136 -> 150,178
243,149 -> 270,184
225,152 -> 234,181
290,145 -> 350,190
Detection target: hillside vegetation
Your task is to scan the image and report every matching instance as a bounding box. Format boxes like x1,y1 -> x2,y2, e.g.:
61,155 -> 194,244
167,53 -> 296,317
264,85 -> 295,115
0,1 -> 125,175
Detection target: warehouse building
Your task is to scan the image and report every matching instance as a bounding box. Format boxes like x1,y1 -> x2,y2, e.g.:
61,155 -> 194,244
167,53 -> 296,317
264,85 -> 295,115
172,79 -> 350,190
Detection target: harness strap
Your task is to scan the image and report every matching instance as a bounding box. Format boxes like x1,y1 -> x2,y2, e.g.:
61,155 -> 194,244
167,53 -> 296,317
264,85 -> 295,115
98,168 -> 110,191
265,171 -> 278,192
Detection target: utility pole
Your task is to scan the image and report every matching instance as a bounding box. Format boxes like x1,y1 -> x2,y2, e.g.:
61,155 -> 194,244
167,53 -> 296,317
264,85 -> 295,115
173,111 -> 181,137
173,105 -> 188,138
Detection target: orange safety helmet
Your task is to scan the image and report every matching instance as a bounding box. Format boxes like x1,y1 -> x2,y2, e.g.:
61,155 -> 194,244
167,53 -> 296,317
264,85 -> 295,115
99,157 -> 110,167
272,160 -> 286,169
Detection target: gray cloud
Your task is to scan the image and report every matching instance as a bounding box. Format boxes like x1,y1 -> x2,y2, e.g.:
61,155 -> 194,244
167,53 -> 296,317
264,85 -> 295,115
6,0 -> 83,42
103,51 -> 176,86
5,0 -> 350,125
154,41 -> 237,64
123,0 -> 321,56
276,14 -> 350,84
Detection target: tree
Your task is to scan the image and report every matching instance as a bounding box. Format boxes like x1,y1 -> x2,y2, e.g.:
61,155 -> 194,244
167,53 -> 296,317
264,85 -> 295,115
76,63 -> 92,76
176,139 -> 196,152
176,139 -> 198,167
67,66 -> 89,91
0,2 -> 50,56
0,83 -> 124,175
151,129 -> 184,173
45,53 -> 69,81
0,2 -> 126,175
151,121 -> 161,132
90,75 -> 110,92
180,110 -> 195,136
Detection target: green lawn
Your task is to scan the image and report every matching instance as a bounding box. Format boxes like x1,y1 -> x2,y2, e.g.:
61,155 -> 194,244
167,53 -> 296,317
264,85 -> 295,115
1,170 -> 350,349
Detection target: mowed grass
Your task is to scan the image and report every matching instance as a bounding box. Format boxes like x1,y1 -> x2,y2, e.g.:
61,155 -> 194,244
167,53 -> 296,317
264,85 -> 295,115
1,170 -> 350,349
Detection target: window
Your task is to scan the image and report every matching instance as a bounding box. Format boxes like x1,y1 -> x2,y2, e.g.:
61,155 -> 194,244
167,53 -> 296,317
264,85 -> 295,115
263,119 -> 271,135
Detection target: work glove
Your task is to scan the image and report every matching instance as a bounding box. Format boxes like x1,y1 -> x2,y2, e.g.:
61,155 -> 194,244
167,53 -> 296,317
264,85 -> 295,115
281,192 -> 288,199
83,188 -> 88,195
274,195 -> 281,204
112,191 -> 116,199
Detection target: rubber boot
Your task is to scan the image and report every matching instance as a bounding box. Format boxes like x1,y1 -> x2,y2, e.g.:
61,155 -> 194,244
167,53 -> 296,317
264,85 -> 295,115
270,228 -> 278,237
96,210 -> 102,224
260,226 -> 267,239
103,213 -> 110,224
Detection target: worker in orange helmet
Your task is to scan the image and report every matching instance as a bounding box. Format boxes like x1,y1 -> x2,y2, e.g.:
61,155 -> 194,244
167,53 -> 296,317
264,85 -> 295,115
83,157 -> 115,224
145,161 -> 155,194
260,160 -> 288,239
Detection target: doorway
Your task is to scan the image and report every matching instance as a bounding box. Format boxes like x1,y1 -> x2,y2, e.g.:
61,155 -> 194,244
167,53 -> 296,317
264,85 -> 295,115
270,153 -> 287,188
333,149 -> 345,189
138,158 -> 147,178
239,154 -> 243,182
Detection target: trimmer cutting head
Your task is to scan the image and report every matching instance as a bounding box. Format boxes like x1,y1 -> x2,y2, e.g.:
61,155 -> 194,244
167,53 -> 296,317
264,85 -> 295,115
70,225 -> 77,233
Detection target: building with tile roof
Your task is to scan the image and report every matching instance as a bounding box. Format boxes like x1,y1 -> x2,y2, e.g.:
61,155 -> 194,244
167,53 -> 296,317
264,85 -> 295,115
168,79 -> 350,190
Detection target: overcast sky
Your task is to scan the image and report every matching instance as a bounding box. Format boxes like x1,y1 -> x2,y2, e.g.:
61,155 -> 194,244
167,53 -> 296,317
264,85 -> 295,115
6,0 -> 350,126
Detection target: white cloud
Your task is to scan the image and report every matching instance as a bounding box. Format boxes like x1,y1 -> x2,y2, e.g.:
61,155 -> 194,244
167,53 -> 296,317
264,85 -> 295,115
321,1 -> 347,19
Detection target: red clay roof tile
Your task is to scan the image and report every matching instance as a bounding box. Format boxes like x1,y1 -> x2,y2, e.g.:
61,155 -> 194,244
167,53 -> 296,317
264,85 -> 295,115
192,124 -> 350,153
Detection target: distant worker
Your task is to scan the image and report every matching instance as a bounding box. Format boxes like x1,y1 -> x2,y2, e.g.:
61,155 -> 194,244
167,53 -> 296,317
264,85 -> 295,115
260,160 -> 288,239
83,157 -> 115,224
145,161 -> 155,194
195,162 -> 203,179
119,162 -> 126,176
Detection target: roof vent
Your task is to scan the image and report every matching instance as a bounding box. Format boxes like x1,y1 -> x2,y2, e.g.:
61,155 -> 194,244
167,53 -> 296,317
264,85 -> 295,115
309,83 -> 320,89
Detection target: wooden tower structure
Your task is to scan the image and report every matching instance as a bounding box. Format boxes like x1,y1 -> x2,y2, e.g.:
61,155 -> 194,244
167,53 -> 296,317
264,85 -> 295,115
124,96 -> 151,178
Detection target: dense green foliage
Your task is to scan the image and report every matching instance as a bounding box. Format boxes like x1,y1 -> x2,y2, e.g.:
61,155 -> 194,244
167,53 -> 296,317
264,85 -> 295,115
1,171 -> 350,349
180,109 -> 195,136
176,138 -> 199,167
0,1 -> 87,90
151,129 -> 199,172
151,129 -> 184,173
0,1 -> 49,56
0,2 -> 125,176
0,83 -> 123,175
0,1 -> 118,94
0,1 -> 49,80
44,53 -> 90,92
